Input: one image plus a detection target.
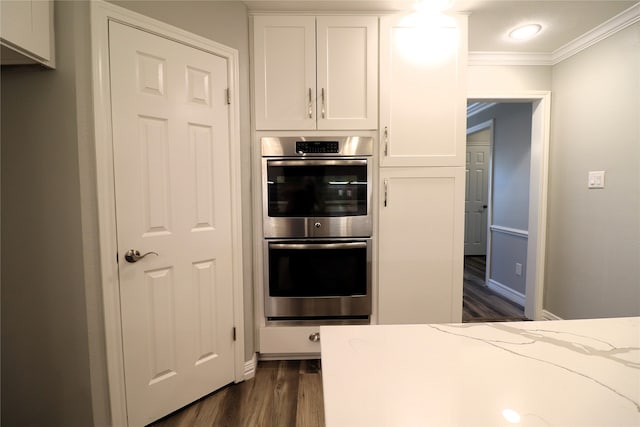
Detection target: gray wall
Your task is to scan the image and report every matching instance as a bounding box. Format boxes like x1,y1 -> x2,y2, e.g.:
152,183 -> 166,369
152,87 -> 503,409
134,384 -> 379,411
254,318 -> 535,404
467,103 -> 532,295
108,0 -> 255,361
1,2 -> 98,426
545,22 -> 640,318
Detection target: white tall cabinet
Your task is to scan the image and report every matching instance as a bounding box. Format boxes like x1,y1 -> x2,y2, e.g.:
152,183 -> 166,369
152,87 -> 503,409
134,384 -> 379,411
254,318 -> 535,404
253,15 -> 378,130
377,13 -> 468,324
378,168 -> 465,323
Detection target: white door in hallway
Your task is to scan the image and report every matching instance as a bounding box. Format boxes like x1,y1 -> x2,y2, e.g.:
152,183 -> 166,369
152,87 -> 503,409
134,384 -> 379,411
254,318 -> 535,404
464,139 -> 489,256
109,21 -> 235,426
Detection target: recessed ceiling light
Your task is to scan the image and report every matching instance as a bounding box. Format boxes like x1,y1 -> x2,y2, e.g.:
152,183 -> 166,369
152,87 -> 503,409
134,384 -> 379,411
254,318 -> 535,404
509,24 -> 542,40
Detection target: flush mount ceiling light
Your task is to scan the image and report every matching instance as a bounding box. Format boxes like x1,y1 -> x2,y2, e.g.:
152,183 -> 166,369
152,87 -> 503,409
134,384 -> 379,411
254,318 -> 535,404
509,23 -> 542,40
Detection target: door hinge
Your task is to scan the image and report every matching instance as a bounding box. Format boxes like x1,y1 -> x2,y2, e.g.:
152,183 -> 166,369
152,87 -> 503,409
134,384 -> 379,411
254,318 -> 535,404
232,326 -> 237,341
116,252 -> 119,264
226,88 -> 231,105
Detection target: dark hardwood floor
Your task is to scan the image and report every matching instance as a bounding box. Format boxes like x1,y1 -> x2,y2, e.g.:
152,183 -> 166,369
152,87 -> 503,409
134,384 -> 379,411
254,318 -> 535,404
462,255 -> 527,322
151,256 -> 525,426
150,360 -> 324,427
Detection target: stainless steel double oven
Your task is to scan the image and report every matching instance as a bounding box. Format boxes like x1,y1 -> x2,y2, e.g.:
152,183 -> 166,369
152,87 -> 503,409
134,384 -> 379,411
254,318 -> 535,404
262,136 -> 373,323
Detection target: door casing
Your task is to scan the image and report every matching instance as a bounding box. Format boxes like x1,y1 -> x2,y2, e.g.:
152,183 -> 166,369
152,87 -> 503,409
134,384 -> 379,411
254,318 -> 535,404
90,2 -> 245,425
467,92 -> 551,321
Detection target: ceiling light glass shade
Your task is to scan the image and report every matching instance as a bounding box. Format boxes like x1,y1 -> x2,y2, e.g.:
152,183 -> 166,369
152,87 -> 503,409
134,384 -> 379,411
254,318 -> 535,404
509,23 -> 542,40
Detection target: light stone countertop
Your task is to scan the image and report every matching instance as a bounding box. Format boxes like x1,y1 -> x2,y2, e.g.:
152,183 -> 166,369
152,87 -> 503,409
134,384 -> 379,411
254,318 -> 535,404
320,317 -> 640,427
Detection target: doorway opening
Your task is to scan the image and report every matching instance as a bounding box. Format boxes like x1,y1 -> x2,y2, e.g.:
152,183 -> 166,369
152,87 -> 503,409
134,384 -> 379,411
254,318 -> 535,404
462,95 -> 551,322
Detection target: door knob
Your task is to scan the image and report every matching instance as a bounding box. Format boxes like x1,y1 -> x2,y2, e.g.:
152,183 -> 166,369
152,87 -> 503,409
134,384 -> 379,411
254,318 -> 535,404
124,249 -> 158,263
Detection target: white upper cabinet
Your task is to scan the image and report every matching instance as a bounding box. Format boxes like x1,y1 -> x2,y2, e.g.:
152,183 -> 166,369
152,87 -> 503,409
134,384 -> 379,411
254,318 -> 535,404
1,0 -> 55,67
316,16 -> 378,130
253,15 -> 378,130
379,13 -> 467,166
253,16 -> 316,130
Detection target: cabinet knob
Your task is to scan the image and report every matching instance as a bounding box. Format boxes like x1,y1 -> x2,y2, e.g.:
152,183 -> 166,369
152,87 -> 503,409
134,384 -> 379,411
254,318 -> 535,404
309,332 -> 320,342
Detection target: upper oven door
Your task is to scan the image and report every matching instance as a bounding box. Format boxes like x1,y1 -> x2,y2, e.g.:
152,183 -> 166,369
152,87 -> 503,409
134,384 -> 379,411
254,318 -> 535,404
263,158 -> 372,238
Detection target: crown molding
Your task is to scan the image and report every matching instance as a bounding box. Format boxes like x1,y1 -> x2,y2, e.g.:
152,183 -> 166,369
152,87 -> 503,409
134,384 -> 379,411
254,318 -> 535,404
469,2 -> 640,67
551,2 -> 640,64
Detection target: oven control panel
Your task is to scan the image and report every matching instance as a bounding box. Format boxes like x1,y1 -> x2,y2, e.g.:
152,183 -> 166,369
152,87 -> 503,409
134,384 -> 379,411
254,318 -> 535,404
262,136 -> 373,157
296,141 -> 339,154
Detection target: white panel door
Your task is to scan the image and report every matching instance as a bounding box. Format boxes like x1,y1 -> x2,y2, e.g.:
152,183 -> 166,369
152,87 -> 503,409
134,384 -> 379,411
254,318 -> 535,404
378,167 -> 465,324
464,144 -> 489,255
379,13 -> 467,167
253,15 -> 316,130
109,22 -> 235,426
316,16 -> 378,130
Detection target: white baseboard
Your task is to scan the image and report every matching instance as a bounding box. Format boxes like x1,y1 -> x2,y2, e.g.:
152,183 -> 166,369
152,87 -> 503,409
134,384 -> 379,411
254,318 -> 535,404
542,310 -> 563,321
487,279 -> 525,307
244,353 -> 257,380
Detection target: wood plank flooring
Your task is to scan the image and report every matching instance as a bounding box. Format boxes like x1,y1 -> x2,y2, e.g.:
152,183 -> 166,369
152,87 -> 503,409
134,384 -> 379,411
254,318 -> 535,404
462,255 -> 528,322
150,256 -> 526,426
149,360 -> 324,427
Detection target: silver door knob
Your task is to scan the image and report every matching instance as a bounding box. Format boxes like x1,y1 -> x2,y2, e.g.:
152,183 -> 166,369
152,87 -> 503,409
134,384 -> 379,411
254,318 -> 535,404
124,249 -> 158,263
309,332 -> 320,342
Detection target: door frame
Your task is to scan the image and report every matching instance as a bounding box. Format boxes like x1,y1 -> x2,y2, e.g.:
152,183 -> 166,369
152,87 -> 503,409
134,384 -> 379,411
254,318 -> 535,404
90,2 -> 245,425
465,119 -> 494,261
467,91 -> 551,321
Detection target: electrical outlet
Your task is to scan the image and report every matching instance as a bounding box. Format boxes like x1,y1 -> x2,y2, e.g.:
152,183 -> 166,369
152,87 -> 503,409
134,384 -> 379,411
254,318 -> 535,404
515,263 -> 522,277
588,171 -> 605,189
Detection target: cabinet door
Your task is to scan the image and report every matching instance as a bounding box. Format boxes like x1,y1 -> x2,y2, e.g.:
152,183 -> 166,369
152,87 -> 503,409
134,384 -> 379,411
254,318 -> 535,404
253,16 -> 316,130
1,0 -> 53,63
379,13 -> 467,166
378,167 -> 464,324
316,16 -> 378,130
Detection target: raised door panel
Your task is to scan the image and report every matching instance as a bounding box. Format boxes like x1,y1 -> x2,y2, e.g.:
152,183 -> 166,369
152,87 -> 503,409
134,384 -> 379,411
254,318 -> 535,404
253,15 -> 316,130
316,16 -> 378,130
378,167 -> 464,324
379,13 -> 467,167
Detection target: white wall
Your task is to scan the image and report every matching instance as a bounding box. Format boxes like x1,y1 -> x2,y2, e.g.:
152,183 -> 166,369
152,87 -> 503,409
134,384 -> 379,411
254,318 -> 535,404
545,22 -> 640,318
468,64 -> 552,93
109,0 -> 255,359
467,103 -> 532,296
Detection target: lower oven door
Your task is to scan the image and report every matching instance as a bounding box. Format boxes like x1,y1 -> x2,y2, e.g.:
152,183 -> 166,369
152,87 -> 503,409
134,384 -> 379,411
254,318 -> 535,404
264,239 -> 372,319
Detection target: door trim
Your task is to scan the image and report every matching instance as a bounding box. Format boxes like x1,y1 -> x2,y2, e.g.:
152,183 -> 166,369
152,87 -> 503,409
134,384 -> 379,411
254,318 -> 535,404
467,91 -> 551,321
90,2 -> 245,425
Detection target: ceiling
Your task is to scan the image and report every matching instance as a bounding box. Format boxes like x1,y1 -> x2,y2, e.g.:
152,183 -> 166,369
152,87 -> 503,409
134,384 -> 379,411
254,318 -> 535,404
242,0 -> 638,53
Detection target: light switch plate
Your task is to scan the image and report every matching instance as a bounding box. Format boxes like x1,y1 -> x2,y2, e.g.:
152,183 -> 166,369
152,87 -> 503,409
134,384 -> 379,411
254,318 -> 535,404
588,170 -> 605,189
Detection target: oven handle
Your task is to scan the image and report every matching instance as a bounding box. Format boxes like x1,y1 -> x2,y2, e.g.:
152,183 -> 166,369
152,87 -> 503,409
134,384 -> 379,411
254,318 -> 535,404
267,159 -> 368,167
269,242 -> 368,250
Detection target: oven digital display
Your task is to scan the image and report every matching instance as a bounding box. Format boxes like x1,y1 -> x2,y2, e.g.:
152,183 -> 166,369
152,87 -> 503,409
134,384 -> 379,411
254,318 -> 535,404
296,141 -> 339,154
